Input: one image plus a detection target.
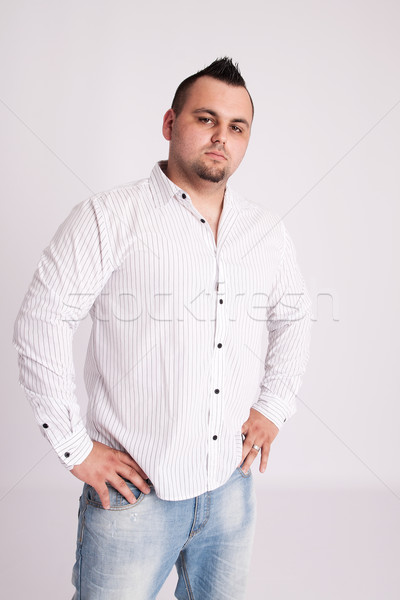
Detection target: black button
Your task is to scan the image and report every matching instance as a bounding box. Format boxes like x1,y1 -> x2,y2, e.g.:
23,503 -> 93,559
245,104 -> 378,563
64,452 -> 70,458
182,193 -> 186,199
219,299 -> 223,304
284,418 -> 287,422
200,218 -> 206,223
217,343 -> 222,348
214,388 -> 220,394
42,423 -> 49,429
213,435 -> 218,440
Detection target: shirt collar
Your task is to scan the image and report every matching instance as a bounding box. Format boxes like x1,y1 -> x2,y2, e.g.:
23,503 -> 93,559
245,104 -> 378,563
149,161 -> 250,212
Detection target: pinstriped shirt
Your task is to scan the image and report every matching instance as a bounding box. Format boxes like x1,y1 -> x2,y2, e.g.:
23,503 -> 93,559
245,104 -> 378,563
13,161 -> 312,501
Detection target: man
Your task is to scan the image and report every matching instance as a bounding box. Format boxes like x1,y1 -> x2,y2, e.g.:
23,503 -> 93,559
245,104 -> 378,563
13,58 -> 311,599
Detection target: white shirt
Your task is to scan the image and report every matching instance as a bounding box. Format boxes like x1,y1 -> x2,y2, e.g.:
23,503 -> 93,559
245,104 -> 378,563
13,161 -> 312,501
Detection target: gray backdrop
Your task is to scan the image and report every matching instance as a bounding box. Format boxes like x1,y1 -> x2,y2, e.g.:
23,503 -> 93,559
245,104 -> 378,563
2,0 -> 399,598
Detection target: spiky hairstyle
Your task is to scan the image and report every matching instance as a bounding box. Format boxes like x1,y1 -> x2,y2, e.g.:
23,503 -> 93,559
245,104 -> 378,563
171,57 -> 254,117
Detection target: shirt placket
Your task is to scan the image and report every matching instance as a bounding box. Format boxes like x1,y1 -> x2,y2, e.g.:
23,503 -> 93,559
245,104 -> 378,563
175,190 -> 231,489
207,262 -> 227,488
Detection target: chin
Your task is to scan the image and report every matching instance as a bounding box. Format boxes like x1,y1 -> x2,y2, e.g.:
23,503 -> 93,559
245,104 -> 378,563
195,164 -> 227,184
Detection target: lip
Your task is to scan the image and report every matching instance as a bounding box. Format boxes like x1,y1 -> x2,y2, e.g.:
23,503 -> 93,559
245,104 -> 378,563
205,152 -> 227,161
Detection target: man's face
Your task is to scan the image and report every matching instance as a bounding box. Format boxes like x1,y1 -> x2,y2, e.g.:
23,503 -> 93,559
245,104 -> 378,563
163,76 -> 253,186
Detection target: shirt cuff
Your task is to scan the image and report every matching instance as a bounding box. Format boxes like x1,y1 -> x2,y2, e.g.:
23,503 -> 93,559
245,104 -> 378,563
53,426 -> 94,469
251,395 -> 297,429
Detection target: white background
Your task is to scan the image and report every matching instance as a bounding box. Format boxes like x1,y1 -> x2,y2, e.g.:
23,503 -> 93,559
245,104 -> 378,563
1,0 -> 399,598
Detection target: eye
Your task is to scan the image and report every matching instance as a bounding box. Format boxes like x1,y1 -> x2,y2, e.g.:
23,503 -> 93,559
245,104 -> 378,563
198,117 -> 214,124
231,125 -> 243,133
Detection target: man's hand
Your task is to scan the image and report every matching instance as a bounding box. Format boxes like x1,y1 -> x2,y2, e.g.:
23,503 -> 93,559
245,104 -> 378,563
239,409 -> 279,474
71,441 -> 151,509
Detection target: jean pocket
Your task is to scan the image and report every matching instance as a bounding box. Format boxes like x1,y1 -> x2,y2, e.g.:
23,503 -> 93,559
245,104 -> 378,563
86,480 -> 146,510
236,465 -> 252,478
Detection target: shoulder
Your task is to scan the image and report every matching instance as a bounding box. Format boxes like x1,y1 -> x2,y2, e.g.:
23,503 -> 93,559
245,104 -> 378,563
76,177 -> 153,233
94,177 -> 151,210
228,186 -> 285,238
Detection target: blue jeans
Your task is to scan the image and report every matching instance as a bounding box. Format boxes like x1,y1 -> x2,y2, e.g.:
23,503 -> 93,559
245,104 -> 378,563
72,465 -> 256,599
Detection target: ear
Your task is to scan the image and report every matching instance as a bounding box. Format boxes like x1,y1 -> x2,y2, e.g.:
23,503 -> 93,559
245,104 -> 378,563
162,108 -> 176,141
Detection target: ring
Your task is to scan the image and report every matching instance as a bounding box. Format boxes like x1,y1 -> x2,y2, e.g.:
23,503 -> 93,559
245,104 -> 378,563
252,444 -> 261,452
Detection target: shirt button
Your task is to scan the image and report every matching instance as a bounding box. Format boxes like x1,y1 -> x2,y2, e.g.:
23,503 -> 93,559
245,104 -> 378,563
64,452 -> 70,458
214,389 -> 220,394
182,193 -> 186,199
219,299 -> 223,304
42,423 -> 49,429
217,343 -> 222,348
213,435 -> 218,440
200,218 -> 206,223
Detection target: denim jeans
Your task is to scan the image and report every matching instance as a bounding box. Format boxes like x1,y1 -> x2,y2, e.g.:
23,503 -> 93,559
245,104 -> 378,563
72,465 -> 256,599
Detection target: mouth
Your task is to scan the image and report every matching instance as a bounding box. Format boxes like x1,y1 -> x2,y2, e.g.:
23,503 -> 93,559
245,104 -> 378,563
204,151 -> 227,161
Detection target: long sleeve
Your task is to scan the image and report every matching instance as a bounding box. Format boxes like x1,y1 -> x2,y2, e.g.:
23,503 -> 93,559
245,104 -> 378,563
251,222 -> 312,429
11,161 -> 314,500
12,195 -> 115,468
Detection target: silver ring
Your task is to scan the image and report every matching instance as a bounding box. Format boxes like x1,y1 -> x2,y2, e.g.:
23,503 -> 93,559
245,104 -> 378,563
252,444 -> 261,452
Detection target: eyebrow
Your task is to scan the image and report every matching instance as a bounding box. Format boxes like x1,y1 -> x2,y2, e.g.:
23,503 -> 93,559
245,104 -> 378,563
192,108 -> 250,129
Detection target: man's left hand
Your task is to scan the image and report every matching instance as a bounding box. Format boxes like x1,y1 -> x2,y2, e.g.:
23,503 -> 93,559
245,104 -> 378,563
239,408 -> 280,474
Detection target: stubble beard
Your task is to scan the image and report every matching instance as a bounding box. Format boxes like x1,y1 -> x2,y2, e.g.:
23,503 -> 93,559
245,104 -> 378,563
193,158 -> 227,183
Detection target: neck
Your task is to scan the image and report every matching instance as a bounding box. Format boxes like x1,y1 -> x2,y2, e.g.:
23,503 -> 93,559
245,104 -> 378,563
163,160 -> 226,214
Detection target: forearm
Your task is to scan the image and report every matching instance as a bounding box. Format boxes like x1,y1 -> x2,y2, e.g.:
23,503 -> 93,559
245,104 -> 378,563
13,296 -> 94,467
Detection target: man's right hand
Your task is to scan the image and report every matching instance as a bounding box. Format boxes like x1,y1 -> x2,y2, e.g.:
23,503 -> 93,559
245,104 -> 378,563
71,441 -> 151,509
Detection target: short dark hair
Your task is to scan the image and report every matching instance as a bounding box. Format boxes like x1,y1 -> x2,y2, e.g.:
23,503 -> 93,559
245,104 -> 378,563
171,57 -> 254,118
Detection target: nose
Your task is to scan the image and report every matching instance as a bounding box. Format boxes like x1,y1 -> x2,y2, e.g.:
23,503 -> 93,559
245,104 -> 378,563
211,126 -> 227,145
